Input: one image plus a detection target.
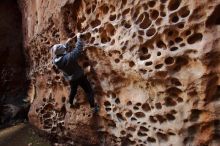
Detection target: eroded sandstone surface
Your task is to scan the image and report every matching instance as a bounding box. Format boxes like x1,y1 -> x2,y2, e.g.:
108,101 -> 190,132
18,0 -> 220,145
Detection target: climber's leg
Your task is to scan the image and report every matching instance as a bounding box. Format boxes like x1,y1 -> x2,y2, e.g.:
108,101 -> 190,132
79,76 -> 95,107
69,79 -> 78,105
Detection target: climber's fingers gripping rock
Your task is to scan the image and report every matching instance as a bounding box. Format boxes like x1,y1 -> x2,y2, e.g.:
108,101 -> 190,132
76,33 -> 81,39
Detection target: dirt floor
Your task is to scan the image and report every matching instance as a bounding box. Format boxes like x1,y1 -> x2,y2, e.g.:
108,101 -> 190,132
0,123 -> 50,146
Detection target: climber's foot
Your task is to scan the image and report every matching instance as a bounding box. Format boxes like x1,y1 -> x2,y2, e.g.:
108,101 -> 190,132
91,104 -> 99,114
69,102 -> 80,109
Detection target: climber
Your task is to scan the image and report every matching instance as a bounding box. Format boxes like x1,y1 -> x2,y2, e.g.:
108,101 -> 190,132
51,33 -> 99,113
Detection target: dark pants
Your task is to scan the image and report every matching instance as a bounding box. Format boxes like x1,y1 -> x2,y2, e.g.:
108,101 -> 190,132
69,75 -> 95,107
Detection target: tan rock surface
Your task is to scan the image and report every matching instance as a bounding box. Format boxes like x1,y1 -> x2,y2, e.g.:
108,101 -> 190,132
18,0 -> 220,145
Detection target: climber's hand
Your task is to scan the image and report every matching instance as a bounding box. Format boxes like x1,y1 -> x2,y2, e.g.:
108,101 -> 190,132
76,33 -> 81,39
84,66 -> 91,74
65,38 -> 73,45
64,38 -> 74,49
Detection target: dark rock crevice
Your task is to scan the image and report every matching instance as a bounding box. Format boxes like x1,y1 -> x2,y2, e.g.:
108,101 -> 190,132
0,0 -> 29,127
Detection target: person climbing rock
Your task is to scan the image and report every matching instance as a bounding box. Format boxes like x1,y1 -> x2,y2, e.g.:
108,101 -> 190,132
52,33 -> 99,113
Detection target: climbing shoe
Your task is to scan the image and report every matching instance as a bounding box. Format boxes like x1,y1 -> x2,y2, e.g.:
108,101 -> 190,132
91,104 -> 99,114
69,102 -> 80,109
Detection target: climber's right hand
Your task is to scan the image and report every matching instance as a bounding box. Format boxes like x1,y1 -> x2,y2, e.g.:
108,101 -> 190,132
76,33 -> 81,39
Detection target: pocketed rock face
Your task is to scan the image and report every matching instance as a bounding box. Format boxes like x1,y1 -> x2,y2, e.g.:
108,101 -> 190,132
19,0 -> 220,145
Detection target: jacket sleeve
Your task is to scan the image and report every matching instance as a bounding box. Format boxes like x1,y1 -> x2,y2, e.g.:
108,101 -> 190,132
68,38 -> 84,61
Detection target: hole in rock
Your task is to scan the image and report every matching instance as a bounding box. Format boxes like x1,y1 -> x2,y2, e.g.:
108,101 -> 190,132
105,108 -> 111,112
155,64 -> 163,69
179,6 -> 190,18
138,30 -> 145,35
147,137 -> 156,142
166,113 -> 175,120
185,30 -> 191,36
138,131 -> 148,136
136,13 -> 144,24
164,97 -> 177,106
127,126 -> 136,132
122,20 -> 131,28
116,113 -> 125,121
122,0 -> 127,6
168,0 -> 181,11
150,10 -> 159,20
206,4 -> 220,26
135,112 -> 145,118
114,58 -> 120,63
149,116 -> 157,123
168,132 -> 176,135
175,37 -> 183,43
115,98 -> 120,104
127,101 -> 132,105
156,132 -> 168,141
160,11 -> 166,17
108,120 -> 116,128
131,117 -> 137,121
42,113 -> 51,119
140,126 -> 149,132
140,54 -> 151,60
180,43 -> 185,47
122,8 -> 130,16
125,110 -> 133,117
178,22 -> 185,29
113,107 -> 117,112
174,56 -> 189,70
172,15 -> 179,23
120,130 -> 126,135
155,114 -> 166,123
109,14 -> 116,21
170,47 -> 178,51
129,61 -> 135,67
136,102 -> 142,106
157,40 -> 166,48
169,40 -> 174,46
160,0 -> 167,3
140,46 -> 148,54
156,18 -> 163,25
140,12 -> 151,29
171,109 -> 177,114
146,28 -> 156,37
149,1 -> 156,7
157,51 -> 161,56
177,97 -> 183,102
145,61 -> 153,66
104,101 -> 111,106
187,33 -> 203,44
43,98 -> 47,102
189,109 -> 202,122
165,57 -> 174,65
155,102 -> 162,109
55,76 -> 60,80
171,78 -> 182,86
142,103 -> 151,111
139,69 -> 147,74
133,106 -> 139,110
91,19 -> 101,28
166,87 -> 182,95
61,97 -> 66,103
100,4 -> 109,14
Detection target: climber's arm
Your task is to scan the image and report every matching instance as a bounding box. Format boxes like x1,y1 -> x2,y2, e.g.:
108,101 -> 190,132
63,34 -> 84,62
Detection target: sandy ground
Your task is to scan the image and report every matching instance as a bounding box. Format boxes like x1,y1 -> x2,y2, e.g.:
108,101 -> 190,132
0,123 -> 50,146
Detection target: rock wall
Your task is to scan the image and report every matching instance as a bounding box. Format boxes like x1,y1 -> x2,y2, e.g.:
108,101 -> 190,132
19,0 -> 220,145
0,0 -> 29,126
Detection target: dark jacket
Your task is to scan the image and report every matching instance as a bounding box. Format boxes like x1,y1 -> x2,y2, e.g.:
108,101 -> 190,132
54,38 -> 84,81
